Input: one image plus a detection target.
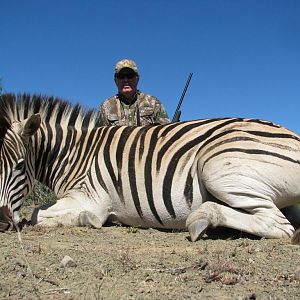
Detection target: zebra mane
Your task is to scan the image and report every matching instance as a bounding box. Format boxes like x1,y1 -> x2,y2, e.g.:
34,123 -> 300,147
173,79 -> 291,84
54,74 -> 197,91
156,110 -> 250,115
0,93 -> 102,130
0,93 -> 102,152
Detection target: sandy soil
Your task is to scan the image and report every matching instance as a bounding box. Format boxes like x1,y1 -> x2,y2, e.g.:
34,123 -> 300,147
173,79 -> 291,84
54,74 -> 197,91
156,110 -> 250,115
0,206 -> 300,300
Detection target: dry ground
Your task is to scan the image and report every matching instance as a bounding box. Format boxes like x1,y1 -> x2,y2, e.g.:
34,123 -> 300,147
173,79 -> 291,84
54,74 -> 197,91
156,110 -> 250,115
0,206 -> 300,300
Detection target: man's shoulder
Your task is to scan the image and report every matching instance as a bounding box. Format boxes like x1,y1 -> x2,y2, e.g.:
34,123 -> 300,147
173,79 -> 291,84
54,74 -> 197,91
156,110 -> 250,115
102,95 -> 117,104
138,92 -> 160,104
100,95 -> 118,110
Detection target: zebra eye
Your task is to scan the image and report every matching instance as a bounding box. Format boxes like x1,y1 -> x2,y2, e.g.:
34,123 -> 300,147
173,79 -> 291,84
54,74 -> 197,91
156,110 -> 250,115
15,159 -> 25,171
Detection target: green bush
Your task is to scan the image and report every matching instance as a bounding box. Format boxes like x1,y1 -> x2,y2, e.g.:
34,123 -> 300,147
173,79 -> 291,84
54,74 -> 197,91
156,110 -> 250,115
26,181 -> 57,207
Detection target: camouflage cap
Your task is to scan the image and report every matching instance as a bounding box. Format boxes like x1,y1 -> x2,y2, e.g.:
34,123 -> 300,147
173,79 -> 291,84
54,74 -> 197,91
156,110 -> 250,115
114,59 -> 139,75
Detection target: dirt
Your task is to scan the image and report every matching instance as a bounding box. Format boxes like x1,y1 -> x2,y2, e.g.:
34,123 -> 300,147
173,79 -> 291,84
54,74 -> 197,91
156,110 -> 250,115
0,206 -> 300,300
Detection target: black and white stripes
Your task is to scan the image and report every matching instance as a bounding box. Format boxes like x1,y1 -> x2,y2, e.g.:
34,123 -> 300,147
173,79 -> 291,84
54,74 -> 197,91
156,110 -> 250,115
0,93 -> 300,239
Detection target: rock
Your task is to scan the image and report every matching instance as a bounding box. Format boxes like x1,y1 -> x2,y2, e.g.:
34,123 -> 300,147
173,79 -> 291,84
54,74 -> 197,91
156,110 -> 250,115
15,257 -> 26,268
60,255 -> 77,268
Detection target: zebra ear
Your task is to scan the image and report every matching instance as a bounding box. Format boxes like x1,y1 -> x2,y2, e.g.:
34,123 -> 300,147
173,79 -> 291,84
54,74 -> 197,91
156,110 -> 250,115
21,114 -> 41,140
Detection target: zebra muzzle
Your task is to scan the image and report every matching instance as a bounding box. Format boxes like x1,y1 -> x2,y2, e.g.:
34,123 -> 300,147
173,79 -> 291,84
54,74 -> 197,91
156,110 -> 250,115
0,206 -> 14,232
0,221 -> 11,232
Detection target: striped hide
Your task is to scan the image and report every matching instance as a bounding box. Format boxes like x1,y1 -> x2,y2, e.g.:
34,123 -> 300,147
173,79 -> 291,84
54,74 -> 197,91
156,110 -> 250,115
0,93 -> 300,241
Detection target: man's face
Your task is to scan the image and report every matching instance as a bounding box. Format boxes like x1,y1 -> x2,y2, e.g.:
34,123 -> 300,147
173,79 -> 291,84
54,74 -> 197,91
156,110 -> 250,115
115,68 -> 139,99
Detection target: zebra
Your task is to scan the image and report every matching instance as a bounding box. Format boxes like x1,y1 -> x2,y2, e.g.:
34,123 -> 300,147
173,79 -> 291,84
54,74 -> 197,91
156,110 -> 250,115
0,93 -> 300,242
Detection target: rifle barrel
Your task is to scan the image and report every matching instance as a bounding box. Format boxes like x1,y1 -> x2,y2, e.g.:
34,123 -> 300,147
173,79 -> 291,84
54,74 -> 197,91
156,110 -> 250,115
172,72 -> 193,122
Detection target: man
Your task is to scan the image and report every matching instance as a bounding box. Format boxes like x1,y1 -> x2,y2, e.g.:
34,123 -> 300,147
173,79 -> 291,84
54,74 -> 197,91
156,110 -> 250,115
99,59 -> 170,126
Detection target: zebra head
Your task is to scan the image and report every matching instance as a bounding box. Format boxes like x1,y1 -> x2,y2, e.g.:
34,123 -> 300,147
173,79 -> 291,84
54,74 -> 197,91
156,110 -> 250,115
0,114 -> 41,231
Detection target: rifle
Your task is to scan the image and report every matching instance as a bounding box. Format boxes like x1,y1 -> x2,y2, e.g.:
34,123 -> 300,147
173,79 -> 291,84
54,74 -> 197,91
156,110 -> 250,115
172,72 -> 193,123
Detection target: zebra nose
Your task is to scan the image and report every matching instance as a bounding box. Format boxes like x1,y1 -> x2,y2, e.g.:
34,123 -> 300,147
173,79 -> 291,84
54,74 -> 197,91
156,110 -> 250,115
0,206 -> 13,232
0,220 -> 10,232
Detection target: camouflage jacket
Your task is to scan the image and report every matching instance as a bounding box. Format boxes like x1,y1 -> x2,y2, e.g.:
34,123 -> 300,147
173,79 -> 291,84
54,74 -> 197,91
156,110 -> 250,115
99,92 -> 170,126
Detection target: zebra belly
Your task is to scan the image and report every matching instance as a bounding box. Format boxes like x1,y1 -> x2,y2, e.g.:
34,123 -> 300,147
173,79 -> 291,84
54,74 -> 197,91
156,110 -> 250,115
109,188 -> 204,230
112,210 -> 190,229
104,165 -> 205,229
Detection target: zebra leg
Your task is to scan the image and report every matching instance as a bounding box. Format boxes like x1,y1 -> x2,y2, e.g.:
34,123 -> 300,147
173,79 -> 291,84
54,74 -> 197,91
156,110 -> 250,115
186,157 -> 300,241
31,195 -> 109,228
281,204 -> 300,230
186,201 -> 295,241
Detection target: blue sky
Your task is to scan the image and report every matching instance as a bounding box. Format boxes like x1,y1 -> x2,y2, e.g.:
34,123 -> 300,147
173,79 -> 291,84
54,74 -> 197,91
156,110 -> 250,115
1,1 -> 300,132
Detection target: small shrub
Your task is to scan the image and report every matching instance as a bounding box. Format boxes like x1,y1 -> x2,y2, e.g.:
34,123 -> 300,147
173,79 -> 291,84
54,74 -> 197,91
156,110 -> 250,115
26,181 -> 57,207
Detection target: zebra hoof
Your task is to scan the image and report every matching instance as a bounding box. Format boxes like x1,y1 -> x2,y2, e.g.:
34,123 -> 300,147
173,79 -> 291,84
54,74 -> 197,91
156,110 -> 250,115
291,229 -> 300,245
79,211 -> 102,229
188,219 -> 209,242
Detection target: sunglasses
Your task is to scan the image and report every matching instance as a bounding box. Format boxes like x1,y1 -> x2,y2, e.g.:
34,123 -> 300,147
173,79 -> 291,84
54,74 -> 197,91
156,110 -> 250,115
116,73 -> 137,79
